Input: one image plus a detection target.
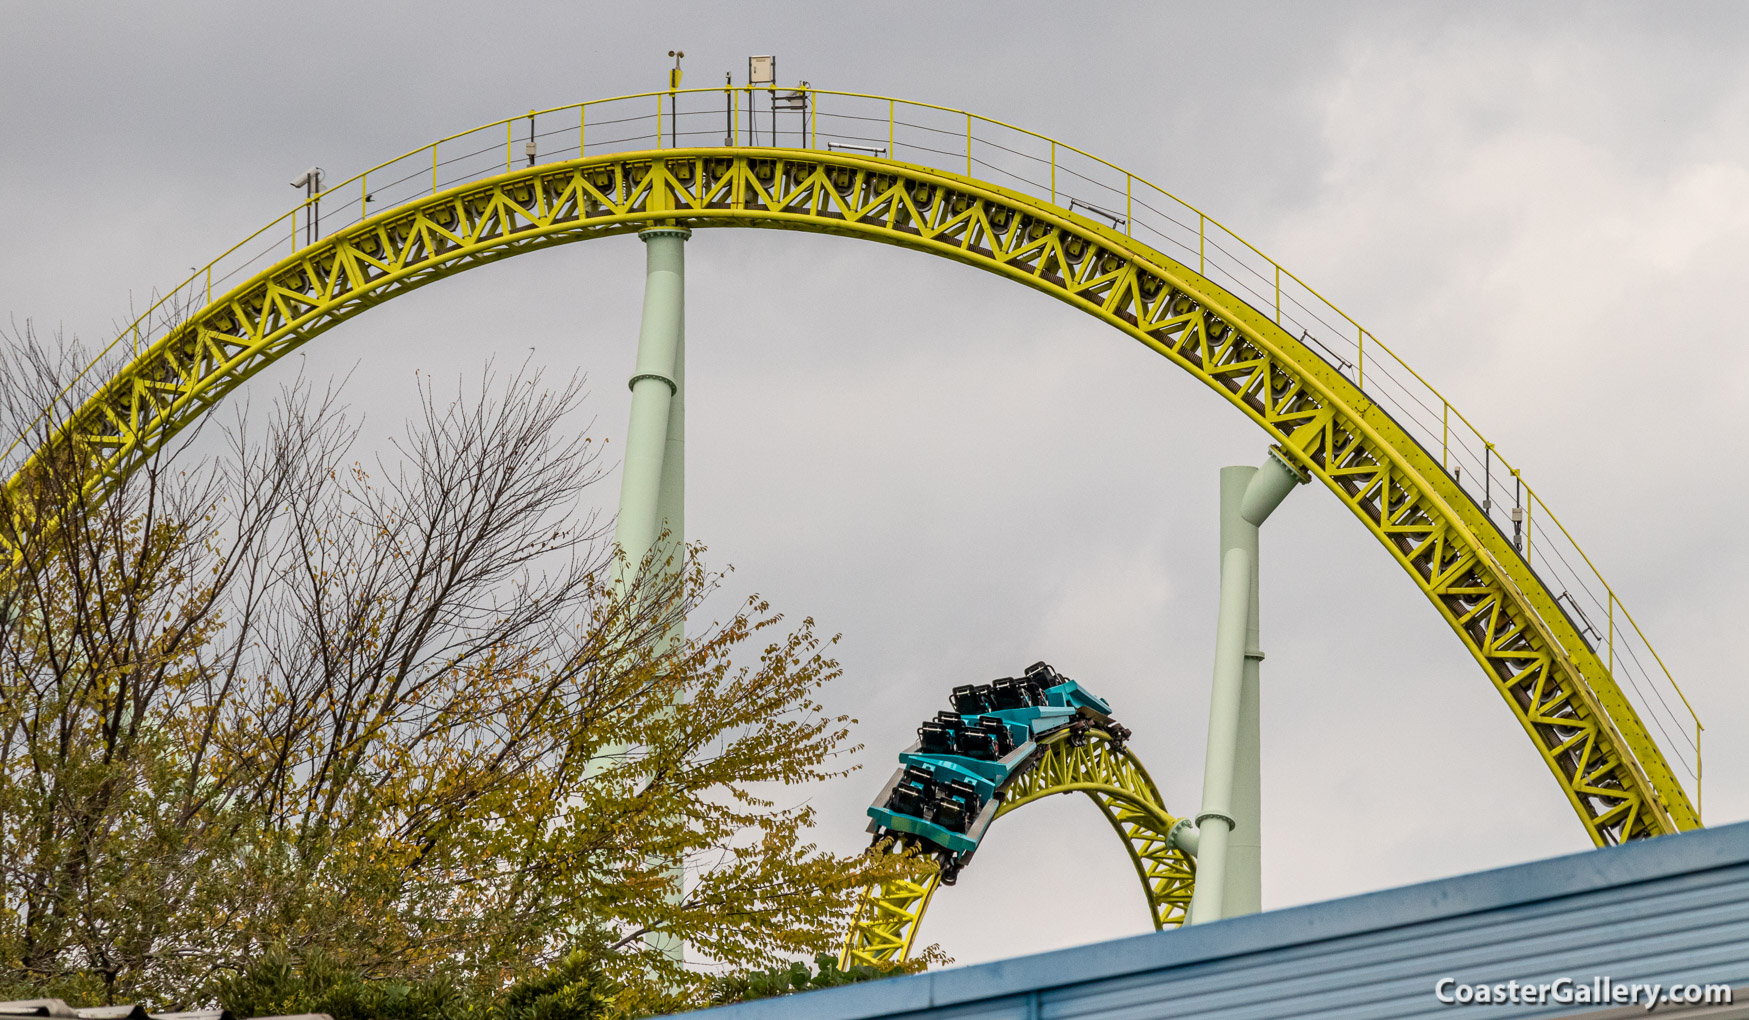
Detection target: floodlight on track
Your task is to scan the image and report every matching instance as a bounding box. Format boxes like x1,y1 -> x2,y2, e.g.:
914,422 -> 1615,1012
775,82 -> 808,111
289,166 -> 324,245
775,80 -> 812,147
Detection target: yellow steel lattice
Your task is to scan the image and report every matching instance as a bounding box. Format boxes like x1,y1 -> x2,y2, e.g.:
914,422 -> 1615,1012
0,91 -> 1701,851
840,844 -> 942,970
841,729 -> 1190,968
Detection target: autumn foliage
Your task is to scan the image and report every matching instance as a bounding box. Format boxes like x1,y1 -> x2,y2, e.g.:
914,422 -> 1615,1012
0,334 -> 931,1014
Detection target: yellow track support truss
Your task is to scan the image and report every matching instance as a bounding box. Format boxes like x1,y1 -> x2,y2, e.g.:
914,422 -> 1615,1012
841,729 -> 1190,968
838,855 -> 941,968
1,138 -> 1698,848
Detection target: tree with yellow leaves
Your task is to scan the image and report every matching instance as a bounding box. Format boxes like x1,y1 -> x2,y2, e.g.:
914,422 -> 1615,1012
0,329 -> 930,1015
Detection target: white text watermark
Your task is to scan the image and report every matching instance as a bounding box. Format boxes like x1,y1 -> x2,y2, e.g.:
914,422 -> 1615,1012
1434,977 -> 1732,1011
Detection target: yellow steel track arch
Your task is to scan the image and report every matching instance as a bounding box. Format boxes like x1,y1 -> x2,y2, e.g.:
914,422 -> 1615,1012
842,727 -> 1194,968
0,90 -> 1701,852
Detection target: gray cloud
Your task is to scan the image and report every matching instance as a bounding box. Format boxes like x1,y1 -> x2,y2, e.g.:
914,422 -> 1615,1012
3,0 -> 1744,968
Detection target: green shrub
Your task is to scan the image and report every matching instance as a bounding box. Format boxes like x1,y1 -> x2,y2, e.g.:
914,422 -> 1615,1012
493,951 -> 608,1020
214,948 -> 606,1020
215,949 -> 466,1020
708,954 -> 898,1006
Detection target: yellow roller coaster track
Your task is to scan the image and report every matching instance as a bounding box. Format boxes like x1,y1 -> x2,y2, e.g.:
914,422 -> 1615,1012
842,727 -> 1193,968
0,86 -> 1702,849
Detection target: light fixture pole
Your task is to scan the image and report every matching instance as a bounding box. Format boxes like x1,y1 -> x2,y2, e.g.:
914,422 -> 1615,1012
667,50 -> 685,147
775,81 -> 810,148
289,167 -> 323,245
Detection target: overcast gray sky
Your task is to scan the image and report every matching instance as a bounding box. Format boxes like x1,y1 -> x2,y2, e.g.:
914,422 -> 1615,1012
4,0 -> 1747,969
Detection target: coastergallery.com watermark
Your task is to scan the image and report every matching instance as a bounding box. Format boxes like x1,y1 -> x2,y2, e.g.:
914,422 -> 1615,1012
1434,977 -> 1732,1010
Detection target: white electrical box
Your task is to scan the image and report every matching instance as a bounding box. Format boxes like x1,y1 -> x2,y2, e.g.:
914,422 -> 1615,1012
748,54 -> 775,84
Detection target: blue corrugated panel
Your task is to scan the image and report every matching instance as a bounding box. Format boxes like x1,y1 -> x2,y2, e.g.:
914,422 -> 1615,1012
686,821 -> 1749,1019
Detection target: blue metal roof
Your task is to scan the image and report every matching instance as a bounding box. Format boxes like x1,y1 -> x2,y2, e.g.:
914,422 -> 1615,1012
687,821 -> 1749,1019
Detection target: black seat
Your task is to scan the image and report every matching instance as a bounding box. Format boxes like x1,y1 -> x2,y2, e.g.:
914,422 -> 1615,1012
954,728 -> 999,760
918,721 -> 958,755
935,780 -> 982,833
976,716 -> 1015,755
951,684 -> 993,714
886,766 -> 940,821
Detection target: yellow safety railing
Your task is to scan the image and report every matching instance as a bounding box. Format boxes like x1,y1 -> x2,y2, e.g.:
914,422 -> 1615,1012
4,85 -> 1701,810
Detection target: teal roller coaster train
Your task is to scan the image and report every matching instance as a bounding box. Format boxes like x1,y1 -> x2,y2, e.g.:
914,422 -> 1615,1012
842,662 -> 1191,967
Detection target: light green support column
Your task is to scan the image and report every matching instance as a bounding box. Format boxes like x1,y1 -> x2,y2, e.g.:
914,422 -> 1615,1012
614,227 -> 690,581
654,325 -> 684,607
1187,448 -> 1305,926
648,250 -> 686,969
1186,544 -> 1251,926
1221,465 -> 1263,920
613,226 -> 690,966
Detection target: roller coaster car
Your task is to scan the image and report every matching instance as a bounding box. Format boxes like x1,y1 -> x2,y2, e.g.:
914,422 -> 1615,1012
869,662 -> 1118,878
879,763 -> 989,828
913,709 -> 1022,764
934,717 -> 1014,761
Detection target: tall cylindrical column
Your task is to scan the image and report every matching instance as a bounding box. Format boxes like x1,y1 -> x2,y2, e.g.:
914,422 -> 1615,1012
1186,544 -> 1252,926
613,227 -> 690,966
1187,449 -> 1304,926
1220,466 -> 1263,920
648,258 -> 686,968
614,228 -> 690,581
654,325 -> 684,602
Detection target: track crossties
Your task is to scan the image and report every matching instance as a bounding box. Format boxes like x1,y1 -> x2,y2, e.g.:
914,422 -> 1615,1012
1,146 -> 1693,850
